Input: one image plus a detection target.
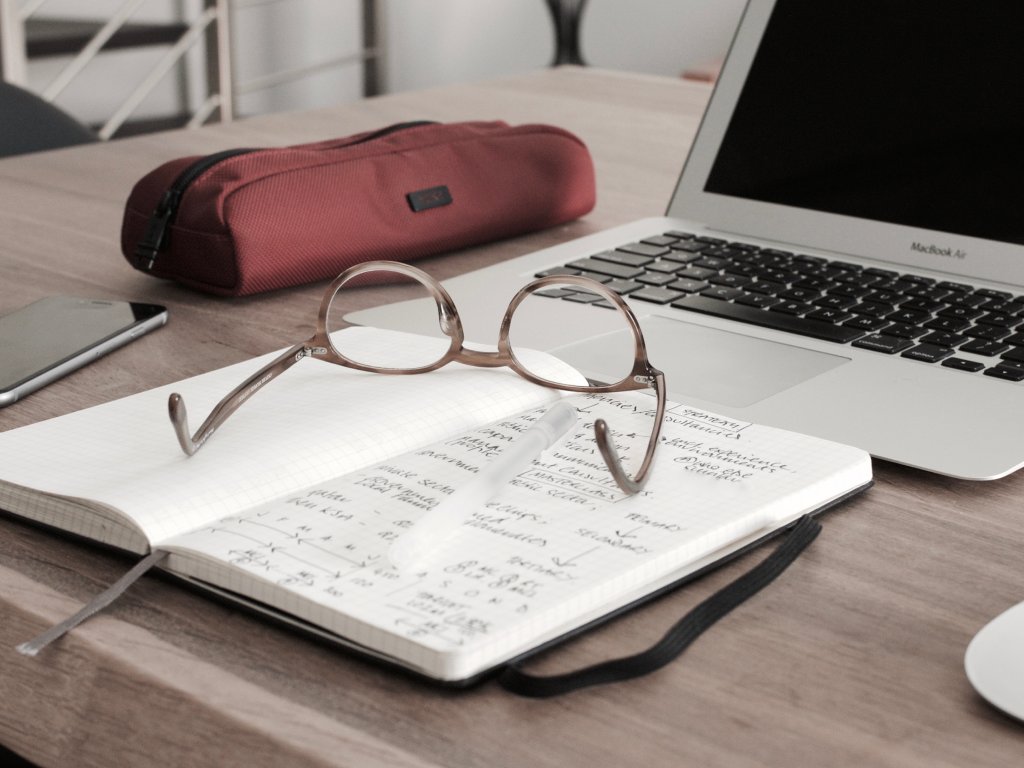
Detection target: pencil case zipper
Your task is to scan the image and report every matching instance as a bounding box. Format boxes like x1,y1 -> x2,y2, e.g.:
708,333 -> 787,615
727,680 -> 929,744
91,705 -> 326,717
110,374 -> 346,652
133,120 -> 437,271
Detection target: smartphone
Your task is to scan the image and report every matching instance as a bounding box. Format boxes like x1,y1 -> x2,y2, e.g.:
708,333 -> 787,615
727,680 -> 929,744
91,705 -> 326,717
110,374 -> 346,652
0,297 -> 168,407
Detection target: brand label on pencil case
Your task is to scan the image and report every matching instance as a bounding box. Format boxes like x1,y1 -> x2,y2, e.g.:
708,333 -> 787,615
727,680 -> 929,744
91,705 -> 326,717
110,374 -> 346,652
406,185 -> 453,212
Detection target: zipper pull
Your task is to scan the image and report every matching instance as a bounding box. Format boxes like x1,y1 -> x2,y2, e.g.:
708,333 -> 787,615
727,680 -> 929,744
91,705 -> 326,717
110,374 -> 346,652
134,188 -> 180,271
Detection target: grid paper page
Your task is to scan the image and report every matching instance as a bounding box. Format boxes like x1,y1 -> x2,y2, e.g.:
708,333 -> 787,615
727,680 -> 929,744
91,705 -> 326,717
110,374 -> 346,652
0,327 -> 583,552
162,393 -> 871,680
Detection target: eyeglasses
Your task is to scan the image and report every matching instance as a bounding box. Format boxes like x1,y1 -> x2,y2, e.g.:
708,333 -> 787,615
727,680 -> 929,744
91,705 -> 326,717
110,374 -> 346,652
168,260 -> 666,494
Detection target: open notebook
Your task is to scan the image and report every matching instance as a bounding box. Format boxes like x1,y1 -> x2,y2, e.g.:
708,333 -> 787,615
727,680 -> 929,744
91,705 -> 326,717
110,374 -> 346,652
0,327 -> 871,683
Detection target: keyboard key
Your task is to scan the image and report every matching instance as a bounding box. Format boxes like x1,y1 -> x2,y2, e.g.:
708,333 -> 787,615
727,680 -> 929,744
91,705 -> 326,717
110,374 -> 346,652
1004,331 -> 1024,346
920,331 -> 966,347
963,324 -> 1011,341
791,276 -> 834,291
791,260 -> 828,276
575,271 -> 613,283
747,280 -> 786,295
844,315 -> 891,332
735,293 -> 782,309
883,322 -> 927,339
864,267 -> 900,278
937,305 -> 984,321
593,249 -> 655,267
664,230 -> 696,240
629,286 -> 685,304
976,288 -> 1013,300
1000,346 -> 1024,363
984,365 -> 1024,381
981,299 -> 1024,315
834,271 -> 878,287
901,343 -> 954,363
660,250 -> 702,264
976,312 -> 1020,327
795,253 -> 828,265
959,338 -> 1010,356
770,300 -> 814,315
946,293 -> 989,308
903,273 -> 936,286
700,286 -> 745,301
701,247 -> 749,261
730,241 -> 762,252
852,302 -> 894,318
670,295 -> 865,343
853,334 -> 915,354
676,266 -> 718,280
831,261 -> 862,272
779,287 -> 820,301
535,266 -> 581,278
942,357 -> 985,372
534,287 -> 578,299
828,283 -> 873,298
604,279 -> 644,294
726,262 -> 760,276
907,286 -> 952,302
693,256 -> 730,270
818,265 -> 859,280
924,316 -> 971,333
645,259 -> 685,273
815,294 -> 858,310
641,235 -> 678,247
667,278 -> 709,293
864,289 -> 907,305
901,297 -> 946,313
887,308 -> 931,325
669,239 -> 704,253
617,242 -> 670,258
567,258 -> 644,280
873,279 -> 912,294
637,272 -> 678,286
805,307 -> 853,324
751,267 -> 792,284
938,281 -> 974,293
562,291 -> 605,304
709,273 -> 752,288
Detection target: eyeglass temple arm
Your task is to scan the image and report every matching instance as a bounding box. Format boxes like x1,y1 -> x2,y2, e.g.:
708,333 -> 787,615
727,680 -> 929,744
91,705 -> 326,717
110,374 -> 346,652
593,371 -> 667,495
594,420 -> 642,495
168,343 -> 309,456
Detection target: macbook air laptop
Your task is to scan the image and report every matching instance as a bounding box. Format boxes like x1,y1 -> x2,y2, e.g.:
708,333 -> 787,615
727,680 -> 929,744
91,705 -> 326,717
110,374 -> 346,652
348,0 -> 1024,480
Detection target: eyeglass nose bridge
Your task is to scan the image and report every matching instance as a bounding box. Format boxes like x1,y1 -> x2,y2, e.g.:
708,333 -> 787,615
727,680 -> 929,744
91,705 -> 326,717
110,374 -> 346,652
451,346 -> 510,368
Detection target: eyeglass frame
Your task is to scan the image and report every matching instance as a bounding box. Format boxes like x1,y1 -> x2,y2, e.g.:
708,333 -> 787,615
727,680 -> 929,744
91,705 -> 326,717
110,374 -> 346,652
168,260 -> 667,494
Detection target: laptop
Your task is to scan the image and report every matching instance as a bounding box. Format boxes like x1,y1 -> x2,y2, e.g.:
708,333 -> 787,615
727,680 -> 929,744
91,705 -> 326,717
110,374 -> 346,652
348,0 -> 1024,480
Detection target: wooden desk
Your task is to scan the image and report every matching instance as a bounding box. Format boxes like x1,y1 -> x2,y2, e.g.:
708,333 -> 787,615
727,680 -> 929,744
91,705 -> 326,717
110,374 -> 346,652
1,67 -> 1022,768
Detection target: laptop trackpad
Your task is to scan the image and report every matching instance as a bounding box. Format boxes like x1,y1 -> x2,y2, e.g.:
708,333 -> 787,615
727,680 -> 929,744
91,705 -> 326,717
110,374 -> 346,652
553,316 -> 850,408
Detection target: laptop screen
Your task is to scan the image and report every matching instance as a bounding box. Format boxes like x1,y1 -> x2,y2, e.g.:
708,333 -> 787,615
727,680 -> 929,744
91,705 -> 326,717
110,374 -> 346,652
703,0 -> 1024,247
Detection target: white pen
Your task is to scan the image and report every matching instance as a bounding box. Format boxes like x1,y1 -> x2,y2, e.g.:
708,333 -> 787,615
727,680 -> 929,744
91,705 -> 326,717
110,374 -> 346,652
388,401 -> 577,571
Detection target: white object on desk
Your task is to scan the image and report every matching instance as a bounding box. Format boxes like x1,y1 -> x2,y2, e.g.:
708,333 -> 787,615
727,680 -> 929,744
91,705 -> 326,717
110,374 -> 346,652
388,400 -> 577,571
965,600 -> 1024,722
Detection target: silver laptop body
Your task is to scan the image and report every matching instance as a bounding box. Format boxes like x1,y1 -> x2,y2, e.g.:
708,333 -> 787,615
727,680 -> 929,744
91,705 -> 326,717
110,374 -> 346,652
349,0 -> 1024,480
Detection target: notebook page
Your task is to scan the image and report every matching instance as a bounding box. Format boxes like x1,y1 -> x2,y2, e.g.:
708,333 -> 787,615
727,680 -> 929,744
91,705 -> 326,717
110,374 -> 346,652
161,393 -> 871,680
0,327 -> 582,551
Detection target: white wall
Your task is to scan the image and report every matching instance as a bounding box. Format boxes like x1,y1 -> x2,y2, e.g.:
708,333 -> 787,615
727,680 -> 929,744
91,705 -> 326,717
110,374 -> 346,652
22,0 -> 745,128
382,0 -> 746,93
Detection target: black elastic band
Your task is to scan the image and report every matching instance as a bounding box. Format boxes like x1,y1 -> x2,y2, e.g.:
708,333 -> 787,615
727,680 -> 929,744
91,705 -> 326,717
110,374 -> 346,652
498,514 -> 821,697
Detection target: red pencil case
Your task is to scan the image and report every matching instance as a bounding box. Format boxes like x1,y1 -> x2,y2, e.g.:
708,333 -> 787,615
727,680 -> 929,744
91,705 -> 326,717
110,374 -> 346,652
120,120 -> 596,296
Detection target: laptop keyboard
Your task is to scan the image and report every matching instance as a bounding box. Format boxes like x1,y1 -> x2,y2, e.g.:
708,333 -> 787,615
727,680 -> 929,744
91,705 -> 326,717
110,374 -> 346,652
537,230 -> 1024,382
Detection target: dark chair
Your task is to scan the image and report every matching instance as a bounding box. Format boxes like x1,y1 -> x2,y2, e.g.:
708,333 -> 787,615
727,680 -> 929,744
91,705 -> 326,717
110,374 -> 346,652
0,81 -> 97,158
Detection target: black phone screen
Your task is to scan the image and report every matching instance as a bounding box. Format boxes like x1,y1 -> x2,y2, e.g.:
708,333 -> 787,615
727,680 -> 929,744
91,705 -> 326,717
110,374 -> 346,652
0,297 -> 166,393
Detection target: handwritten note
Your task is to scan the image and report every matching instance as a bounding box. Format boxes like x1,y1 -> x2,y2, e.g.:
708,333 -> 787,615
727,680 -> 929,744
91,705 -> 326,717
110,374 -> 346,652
162,392 -> 867,677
